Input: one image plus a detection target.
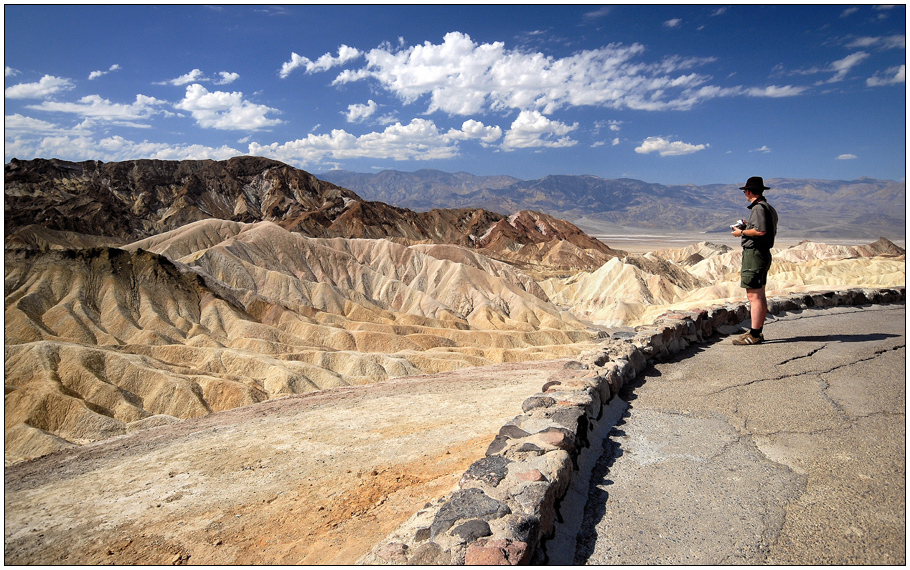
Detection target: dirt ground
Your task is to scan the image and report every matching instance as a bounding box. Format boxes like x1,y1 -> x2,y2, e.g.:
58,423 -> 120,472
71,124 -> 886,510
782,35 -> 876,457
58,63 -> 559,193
4,358 -> 579,565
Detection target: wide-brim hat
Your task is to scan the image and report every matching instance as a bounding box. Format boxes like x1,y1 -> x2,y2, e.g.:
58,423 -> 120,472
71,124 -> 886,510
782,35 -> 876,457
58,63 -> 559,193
740,176 -> 770,191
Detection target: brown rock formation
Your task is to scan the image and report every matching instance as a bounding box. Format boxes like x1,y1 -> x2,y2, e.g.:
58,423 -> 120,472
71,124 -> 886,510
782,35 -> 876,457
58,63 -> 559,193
5,156 -> 621,272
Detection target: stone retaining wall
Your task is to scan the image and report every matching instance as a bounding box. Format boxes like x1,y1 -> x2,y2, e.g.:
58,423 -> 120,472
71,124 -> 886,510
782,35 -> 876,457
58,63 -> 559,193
359,287 -> 905,565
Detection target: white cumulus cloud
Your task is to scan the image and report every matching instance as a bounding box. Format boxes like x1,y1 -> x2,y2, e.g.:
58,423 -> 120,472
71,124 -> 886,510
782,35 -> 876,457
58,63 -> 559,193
345,100 -> 378,122
502,110 -> 577,150
5,113 -> 91,136
5,75 -> 75,99
158,69 -> 240,86
846,34 -> 905,50
249,118 -> 456,163
163,69 -> 207,86
745,85 -> 808,97
175,84 -> 282,130
26,93 -> 168,126
634,136 -> 706,156
279,45 -> 363,78
822,51 -> 870,83
447,119 -> 502,144
4,131 -> 241,164
215,71 -> 240,85
89,64 -> 121,80
331,31 -> 740,115
247,117 -> 503,166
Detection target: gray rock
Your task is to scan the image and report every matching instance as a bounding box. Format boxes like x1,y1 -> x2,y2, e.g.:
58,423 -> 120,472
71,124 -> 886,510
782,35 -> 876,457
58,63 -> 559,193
409,541 -> 451,565
485,435 -> 510,456
461,455 -> 512,487
495,513 -> 541,546
519,450 -> 574,499
450,519 -> 493,542
376,542 -> 409,564
768,296 -> 801,314
509,481 -> 560,537
430,488 -> 511,539
498,423 -> 531,439
542,406 -> 589,448
503,442 -> 546,462
522,395 -> 556,413
541,380 -> 562,392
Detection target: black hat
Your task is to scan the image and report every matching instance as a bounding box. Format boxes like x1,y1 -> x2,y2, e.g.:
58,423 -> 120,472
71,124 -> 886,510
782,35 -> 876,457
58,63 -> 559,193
740,176 -> 770,191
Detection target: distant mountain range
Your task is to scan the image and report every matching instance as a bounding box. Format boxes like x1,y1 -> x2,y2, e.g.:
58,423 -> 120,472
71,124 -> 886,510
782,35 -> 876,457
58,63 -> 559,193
319,169 -> 906,241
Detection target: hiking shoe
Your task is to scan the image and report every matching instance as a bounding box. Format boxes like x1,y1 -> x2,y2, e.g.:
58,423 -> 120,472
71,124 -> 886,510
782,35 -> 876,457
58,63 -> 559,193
732,332 -> 764,345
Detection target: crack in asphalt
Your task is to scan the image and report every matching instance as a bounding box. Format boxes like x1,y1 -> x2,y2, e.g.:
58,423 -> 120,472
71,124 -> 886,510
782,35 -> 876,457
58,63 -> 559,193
747,406 -> 907,440
727,343 -> 905,439
774,345 -> 825,365
702,343 -> 905,397
816,375 -> 852,422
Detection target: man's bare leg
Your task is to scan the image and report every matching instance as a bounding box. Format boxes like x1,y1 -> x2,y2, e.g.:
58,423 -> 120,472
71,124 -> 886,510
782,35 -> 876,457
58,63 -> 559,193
746,286 -> 768,330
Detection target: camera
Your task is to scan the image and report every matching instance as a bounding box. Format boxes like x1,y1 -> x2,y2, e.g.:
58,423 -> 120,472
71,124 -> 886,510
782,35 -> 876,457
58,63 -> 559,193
730,219 -> 746,230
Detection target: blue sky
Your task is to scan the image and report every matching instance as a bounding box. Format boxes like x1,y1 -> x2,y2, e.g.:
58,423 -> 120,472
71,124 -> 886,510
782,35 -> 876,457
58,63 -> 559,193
4,4 -> 906,185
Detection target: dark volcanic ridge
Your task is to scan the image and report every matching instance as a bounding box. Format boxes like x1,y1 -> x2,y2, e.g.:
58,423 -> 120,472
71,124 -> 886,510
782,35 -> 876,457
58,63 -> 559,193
5,156 -> 622,272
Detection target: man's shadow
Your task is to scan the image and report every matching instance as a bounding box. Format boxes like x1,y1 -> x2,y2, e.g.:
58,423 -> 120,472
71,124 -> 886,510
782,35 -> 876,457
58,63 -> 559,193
763,332 -> 901,344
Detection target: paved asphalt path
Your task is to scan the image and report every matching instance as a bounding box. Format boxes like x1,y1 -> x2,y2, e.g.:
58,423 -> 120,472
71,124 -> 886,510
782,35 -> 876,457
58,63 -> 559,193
566,304 -> 905,565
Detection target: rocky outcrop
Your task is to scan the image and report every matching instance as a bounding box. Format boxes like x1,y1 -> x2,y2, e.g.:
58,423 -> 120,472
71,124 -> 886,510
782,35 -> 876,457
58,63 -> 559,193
4,157 -> 622,272
5,156 -> 357,241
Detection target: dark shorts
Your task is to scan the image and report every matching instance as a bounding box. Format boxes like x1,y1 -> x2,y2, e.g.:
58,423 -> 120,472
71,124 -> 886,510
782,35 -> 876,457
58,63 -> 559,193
741,248 -> 772,289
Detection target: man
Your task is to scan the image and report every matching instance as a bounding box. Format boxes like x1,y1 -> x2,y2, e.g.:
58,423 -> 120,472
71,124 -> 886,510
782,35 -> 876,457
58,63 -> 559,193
731,176 -> 778,345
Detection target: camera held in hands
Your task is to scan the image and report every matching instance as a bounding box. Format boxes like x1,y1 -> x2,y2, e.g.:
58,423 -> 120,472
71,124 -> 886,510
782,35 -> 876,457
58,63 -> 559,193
730,219 -> 746,230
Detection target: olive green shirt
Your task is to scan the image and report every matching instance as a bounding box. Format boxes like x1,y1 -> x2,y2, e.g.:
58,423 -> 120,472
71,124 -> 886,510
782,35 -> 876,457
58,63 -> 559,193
741,197 -> 778,250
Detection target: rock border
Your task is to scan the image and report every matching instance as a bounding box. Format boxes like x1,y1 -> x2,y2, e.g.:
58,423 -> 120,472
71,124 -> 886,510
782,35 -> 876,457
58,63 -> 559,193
359,287 -> 905,565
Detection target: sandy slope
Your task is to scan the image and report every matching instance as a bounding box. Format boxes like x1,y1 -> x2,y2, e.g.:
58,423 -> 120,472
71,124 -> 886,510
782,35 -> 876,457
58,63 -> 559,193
543,238 -> 905,327
4,221 -> 600,464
